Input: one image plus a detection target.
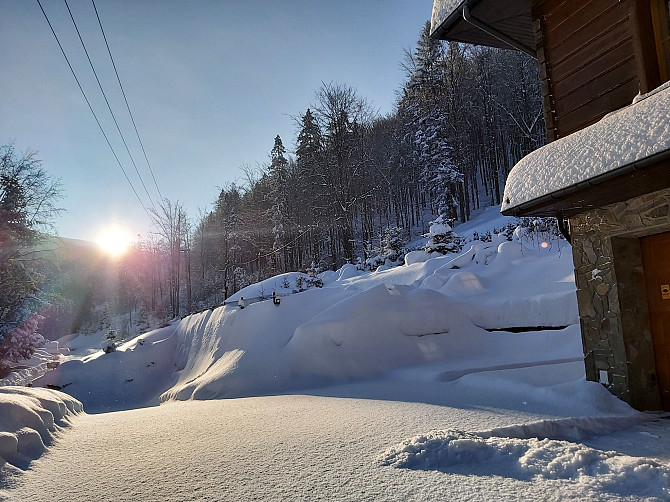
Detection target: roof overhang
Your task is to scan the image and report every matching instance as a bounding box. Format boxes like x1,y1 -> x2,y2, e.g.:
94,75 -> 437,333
501,150 -> 670,218
430,0 -> 535,56
501,82 -> 670,218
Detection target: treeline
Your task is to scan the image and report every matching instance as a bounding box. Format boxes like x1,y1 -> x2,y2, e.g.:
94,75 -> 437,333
171,23 -> 544,308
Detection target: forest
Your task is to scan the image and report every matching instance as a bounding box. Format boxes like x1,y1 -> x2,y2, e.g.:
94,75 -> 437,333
0,23 -> 545,357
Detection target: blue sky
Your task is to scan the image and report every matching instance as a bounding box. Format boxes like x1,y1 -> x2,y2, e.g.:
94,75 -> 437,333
1,0 -> 433,241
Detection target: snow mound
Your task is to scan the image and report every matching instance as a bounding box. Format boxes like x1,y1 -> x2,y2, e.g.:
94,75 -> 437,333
380,422 -> 670,498
161,288 -> 355,401
0,387 -> 82,471
287,285 -> 483,379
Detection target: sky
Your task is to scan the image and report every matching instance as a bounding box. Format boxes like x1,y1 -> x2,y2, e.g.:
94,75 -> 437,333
1,0 -> 434,242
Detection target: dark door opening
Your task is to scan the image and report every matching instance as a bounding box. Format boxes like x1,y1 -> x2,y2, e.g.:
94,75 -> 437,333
641,231 -> 670,410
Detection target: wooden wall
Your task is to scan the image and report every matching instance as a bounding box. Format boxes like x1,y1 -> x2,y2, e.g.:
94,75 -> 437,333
532,0 -> 661,141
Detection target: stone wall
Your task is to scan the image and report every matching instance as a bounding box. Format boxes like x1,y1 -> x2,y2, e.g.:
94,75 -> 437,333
569,187 -> 670,410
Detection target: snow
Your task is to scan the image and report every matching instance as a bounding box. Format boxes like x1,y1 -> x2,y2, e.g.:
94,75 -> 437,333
380,429 -> 670,499
0,387 -> 81,474
2,207 -> 670,500
3,372 -> 669,502
502,81 -> 670,213
32,324 -> 178,413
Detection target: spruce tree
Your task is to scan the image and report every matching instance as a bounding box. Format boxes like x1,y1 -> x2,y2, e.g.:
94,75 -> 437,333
404,22 -> 462,219
268,135 -> 289,271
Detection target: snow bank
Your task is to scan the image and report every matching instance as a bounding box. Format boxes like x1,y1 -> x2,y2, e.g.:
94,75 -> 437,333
151,217 -> 576,401
161,288 -> 355,401
435,241 -> 578,328
161,293 -> 581,402
0,387 -> 82,471
29,208 -> 578,413
32,325 -> 178,413
380,424 -> 670,499
287,284 -> 484,379
502,81 -> 670,212
225,271 -> 324,303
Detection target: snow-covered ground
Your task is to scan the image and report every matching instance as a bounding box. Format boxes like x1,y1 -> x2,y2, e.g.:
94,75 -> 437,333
2,375 -> 669,501
2,207 -> 670,500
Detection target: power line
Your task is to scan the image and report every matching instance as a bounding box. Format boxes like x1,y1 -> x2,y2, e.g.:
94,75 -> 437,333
234,228 -> 313,267
91,0 -> 164,201
63,0 -> 157,210
36,0 -> 153,221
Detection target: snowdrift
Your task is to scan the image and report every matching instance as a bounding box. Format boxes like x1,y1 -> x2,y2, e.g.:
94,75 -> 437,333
32,325 -> 178,413
0,387 -> 82,472
380,424 -> 670,499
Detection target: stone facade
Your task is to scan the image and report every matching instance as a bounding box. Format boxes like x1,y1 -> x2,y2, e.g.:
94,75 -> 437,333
569,187 -> 670,410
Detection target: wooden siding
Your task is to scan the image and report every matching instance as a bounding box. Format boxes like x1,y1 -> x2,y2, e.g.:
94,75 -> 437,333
532,0 -> 642,141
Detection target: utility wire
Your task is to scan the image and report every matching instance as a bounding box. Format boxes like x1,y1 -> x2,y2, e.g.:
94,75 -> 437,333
233,228 -> 312,267
91,0 -> 164,201
63,0 -> 157,210
36,0 -> 152,221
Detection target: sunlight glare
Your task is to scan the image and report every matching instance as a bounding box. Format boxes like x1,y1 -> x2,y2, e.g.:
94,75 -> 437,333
96,225 -> 133,257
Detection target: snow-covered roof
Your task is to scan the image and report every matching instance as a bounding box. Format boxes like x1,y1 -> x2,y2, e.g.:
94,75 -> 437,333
430,0 -> 465,35
501,81 -> 670,215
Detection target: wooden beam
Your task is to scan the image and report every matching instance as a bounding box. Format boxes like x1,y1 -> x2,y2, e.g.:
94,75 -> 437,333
630,0 -> 662,93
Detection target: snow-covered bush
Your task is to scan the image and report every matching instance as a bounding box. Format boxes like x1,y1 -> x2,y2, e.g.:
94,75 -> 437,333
517,217 -> 561,237
101,338 -> 116,354
234,267 -> 251,290
424,215 -> 463,255
306,261 -> 321,278
294,272 -> 323,293
489,222 -> 516,242
471,230 -> 492,243
96,302 -> 112,332
0,313 -> 46,362
381,226 -> 404,262
361,226 -> 407,271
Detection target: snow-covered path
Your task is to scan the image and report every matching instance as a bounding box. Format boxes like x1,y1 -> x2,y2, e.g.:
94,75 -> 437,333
2,386 -> 669,501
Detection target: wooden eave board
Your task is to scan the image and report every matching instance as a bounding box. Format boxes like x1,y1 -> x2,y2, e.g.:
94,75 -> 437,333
432,0 -> 535,50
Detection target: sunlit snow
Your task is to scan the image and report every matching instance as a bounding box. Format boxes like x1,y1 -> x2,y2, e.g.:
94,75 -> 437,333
2,207 -> 669,501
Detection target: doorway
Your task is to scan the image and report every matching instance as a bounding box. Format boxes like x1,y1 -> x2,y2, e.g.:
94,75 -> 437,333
641,231 -> 670,410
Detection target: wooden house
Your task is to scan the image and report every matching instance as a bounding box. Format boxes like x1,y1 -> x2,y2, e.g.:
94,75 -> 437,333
431,0 -> 670,410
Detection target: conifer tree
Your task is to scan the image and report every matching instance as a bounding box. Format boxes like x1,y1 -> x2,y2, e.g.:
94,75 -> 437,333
268,135 -> 289,271
403,22 -> 462,219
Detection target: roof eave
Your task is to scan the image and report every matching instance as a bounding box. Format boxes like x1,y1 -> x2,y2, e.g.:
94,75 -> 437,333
501,147 -> 670,217
430,1 -> 469,40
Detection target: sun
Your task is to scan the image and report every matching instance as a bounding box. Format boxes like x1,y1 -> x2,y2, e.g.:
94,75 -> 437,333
96,225 -> 133,257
